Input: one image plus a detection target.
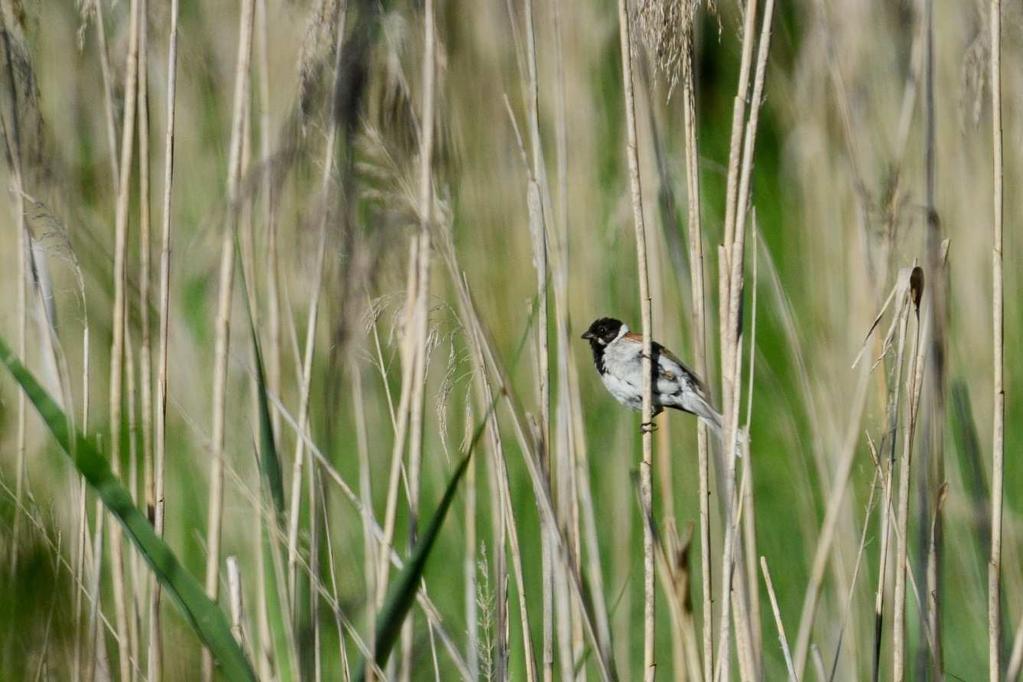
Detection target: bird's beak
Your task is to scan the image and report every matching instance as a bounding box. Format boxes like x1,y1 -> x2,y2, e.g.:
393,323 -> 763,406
581,330 -> 594,340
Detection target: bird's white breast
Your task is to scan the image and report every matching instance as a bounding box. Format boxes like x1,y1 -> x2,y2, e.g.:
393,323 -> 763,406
600,338 -> 645,410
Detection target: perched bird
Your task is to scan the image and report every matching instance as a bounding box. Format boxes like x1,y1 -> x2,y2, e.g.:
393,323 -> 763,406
581,317 -> 733,444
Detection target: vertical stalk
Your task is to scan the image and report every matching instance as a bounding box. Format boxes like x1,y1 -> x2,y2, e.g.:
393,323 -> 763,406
615,0 -> 655,676
286,0 -> 345,612
717,2 -> 775,679
203,0 -> 255,678
149,0 -> 180,678
989,0 -> 1004,679
893,270 -> 926,682
401,0 -> 437,674
680,16 -> 712,682
521,0 -> 554,672
108,3 -> 142,679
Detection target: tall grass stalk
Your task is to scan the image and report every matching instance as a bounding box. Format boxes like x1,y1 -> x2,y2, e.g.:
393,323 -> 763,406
614,0 -> 656,676
149,0 -> 180,678
892,269 -> 926,681
203,0 -> 255,678
679,14 -> 714,681
107,2 -> 142,678
989,1 -> 1005,679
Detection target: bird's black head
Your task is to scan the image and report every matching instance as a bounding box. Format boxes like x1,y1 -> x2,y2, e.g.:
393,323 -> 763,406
581,317 -> 625,346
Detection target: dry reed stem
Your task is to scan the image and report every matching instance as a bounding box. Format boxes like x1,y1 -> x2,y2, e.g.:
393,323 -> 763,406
137,0 -> 153,550
284,2 -> 347,664
202,0 -> 255,678
0,8 -> 28,589
73,320 -> 91,680
1008,623 -> 1023,681
551,0 -> 588,664
679,18 -> 714,682
463,404 -> 479,679
285,0 -> 345,611
464,296 -> 538,682
227,556 -> 245,646
148,0 -> 179,678
351,360 -> 379,638
85,500 -> 106,682
740,217 -> 761,676
401,0 -> 437,673
566,354 -> 615,672
221,463 -> 388,679
107,2 -> 142,678
791,364 -> 869,674
989,1 -> 1005,679
134,1 -> 156,675
284,221 -> 327,611
714,6 -> 759,680
318,483 -> 352,679
920,1 -> 946,672
615,0 -> 656,677
717,1 -> 775,679
830,463 -> 881,678
125,329 -> 144,672
870,278 -> 913,682
759,557 -> 795,681
92,0 -> 120,187
892,270 -> 925,682
257,0 -> 282,442
268,380 -> 474,679
437,225 -> 612,678
376,247 -> 418,614
521,1 -> 554,674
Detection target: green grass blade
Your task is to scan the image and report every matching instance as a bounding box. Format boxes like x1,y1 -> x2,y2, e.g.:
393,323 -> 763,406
236,237 -> 295,679
236,242 -> 286,521
248,308 -> 285,519
0,335 -> 257,682
355,447 -> 474,678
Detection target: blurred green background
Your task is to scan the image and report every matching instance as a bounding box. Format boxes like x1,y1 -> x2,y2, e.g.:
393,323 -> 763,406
0,0 -> 1020,679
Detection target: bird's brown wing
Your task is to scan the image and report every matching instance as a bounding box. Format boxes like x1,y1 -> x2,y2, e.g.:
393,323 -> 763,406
624,332 -> 708,393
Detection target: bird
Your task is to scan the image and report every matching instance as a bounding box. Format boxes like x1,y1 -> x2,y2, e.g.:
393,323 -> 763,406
581,317 -> 737,448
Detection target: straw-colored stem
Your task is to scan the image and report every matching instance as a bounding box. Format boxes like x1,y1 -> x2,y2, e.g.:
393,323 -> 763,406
869,285 -> 913,682
148,0 -> 179,678
107,2 -> 141,679
134,4 -> 156,676
92,0 -> 120,187
679,21 -> 714,682
893,289 -> 926,682
989,1 -> 1005,680
791,366 -> 869,675
399,1 -> 436,675
227,556 -> 245,645
521,0 -> 554,674
718,2 -> 775,679
137,0 -> 153,539
615,0 -> 655,676
256,0 -> 281,439
760,557 -> 796,681
5,34 -> 28,590
202,0 -> 255,678
286,0 -> 345,610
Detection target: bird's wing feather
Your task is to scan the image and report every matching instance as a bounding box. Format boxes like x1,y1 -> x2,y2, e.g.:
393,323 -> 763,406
624,332 -> 708,394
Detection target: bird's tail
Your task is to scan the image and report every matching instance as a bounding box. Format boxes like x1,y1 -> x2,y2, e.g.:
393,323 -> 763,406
693,399 -> 746,458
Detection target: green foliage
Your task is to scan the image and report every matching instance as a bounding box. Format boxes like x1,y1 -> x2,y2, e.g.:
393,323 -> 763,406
0,336 -> 257,682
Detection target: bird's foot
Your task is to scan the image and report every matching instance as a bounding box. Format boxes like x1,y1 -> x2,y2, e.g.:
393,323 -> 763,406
641,420 -> 658,434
